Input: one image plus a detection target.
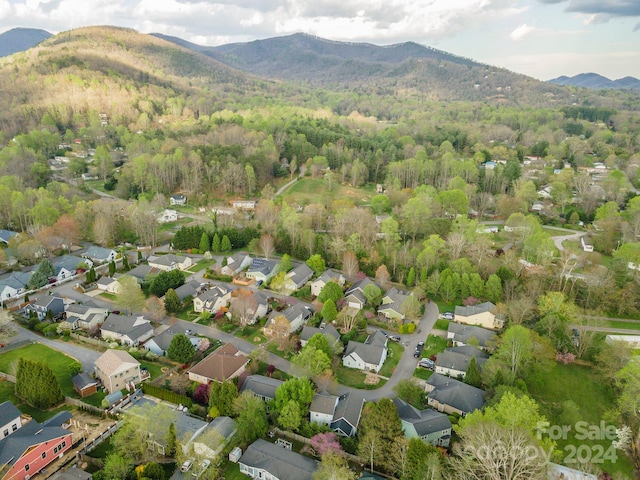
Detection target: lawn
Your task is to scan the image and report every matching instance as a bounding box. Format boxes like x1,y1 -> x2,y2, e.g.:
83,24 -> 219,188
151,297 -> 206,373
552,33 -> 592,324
139,360 -> 165,379
188,258 -> 216,272
335,365 -> 387,390
0,379 -> 72,421
266,342 -> 294,360
281,178 -> 374,207
99,293 -> 117,301
236,324 -> 267,344
433,299 -> 456,316
379,341 -> 404,377
527,363 -> 634,478
0,343 -> 81,398
413,368 -> 434,381
598,320 -> 640,331
434,319 -> 450,331
255,362 -> 291,381
421,334 -> 448,359
220,461 -> 247,480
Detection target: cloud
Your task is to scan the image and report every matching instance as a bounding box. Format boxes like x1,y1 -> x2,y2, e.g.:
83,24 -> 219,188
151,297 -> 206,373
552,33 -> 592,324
509,23 -> 536,40
537,0 -> 640,20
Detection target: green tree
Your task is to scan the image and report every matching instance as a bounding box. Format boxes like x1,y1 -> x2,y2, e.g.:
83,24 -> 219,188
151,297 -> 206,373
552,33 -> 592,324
163,288 -> 182,314
103,453 -> 133,480
484,274 -> 502,303
363,283 -> 383,306
211,233 -> 221,253
278,400 -> 303,431
199,232 -> 210,252
116,275 -> 146,315
393,379 -> 424,409
209,380 -> 238,417
317,281 -> 344,303
314,452 -> 357,480
279,253 -> 292,273
15,358 -> 63,408
108,260 -> 116,276
370,194 -> 391,215
221,234 -> 232,252
274,377 -> 315,416
321,298 -> 338,322
613,358 -> 640,472
28,258 -> 55,289
494,325 -> 532,381
149,269 -> 185,297
233,391 -> 269,445
464,356 -> 482,388
306,254 -> 326,275
305,333 -> 333,359
357,398 -> 404,473
166,333 -> 195,363
121,253 -> 130,271
166,422 -> 177,457
405,438 -> 441,480
406,267 -> 416,287
291,345 -> 331,378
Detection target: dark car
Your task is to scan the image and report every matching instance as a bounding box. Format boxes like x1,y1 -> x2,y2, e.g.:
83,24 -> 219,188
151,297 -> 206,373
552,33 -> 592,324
413,343 -> 424,358
388,335 -> 401,342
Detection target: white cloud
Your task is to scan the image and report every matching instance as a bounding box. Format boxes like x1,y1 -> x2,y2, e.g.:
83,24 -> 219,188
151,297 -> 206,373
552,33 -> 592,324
509,23 -> 536,40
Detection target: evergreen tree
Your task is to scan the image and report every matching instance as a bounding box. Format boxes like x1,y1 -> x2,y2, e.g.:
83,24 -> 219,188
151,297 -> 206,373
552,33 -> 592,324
279,253 -> 292,273
211,233 -> 221,253
167,333 -> 195,363
406,267 -> 415,287
221,235 -> 232,252
166,422 -> 177,457
321,299 -> 338,322
28,259 -> 55,289
15,358 -> 63,408
164,288 -> 182,314
485,274 -> 503,303
465,356 -> 483,388
122,253 -> 130,271
199,232 -> 210,252
209,380 -> 238,416
108,260 -> 116,276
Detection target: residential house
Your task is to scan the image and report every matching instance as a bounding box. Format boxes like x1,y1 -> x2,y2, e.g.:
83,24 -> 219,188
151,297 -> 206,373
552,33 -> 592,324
548,463 -> 598,480
378,287 -> 411,321
83,246 -> 118,264
52,255 -> 88,282
239,375 -> 283,402
49,468 -> 92,480
100,313 -> 154,347
581,236 -> 594,252
454,302 -> 499,329
245,258 -> 278,283
310,270 -> 345,297
24,295 -> 65,321
231,200 -> 256,210
193,285 -> 232,314
147,254 -> 193,272
434,346 -> 489,379
173,280 -> 201,301
127,264 -> 159,284
264,304 -> 312,336
170,194 -> 187,206
239,439 -> 319,480
221,253 -> 252,276
342,330 -> 388,373
0,401 -> 21,440
0,409 -> 72,480
283,263 -> 314,293
393,398 -> 452,447
310,392 -> 339,426
157,209 -> 178,223
229,290 -> 269,325
96,274 -> 121,294
71,372 -> 98,398
344,277 -> 379,310
94,349 -> 143,393
330,392 -> 364,437
145,324 -> 199,357
62,301 -> 107,331
188,343 -> 248,385
0,229 -> 18,246
447,323 -> 497,351
425,373 -> 486,416
0,272 -> 31,301
299,323 -> 340,349
189,416 -> 237,459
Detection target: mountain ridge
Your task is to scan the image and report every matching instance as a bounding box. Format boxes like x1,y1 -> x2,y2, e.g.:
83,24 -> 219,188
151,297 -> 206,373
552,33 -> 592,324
0,27 -> 52,57
548,72 -> 640,90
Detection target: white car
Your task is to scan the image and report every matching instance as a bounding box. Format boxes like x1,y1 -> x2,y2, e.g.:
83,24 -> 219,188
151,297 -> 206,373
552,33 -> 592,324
181,459 -> 195,472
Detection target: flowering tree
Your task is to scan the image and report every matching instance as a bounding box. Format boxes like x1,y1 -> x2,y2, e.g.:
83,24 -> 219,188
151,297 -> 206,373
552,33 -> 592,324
310,432 -> 343,456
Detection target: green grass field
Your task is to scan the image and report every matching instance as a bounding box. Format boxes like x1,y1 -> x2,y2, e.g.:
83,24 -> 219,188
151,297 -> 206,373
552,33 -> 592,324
334,365 -> 387,390
280,178 -> 374,207
236,324 -> 267,344
527,363 -> 634,478
379,341 -> 404,377
188,258 -> 216,272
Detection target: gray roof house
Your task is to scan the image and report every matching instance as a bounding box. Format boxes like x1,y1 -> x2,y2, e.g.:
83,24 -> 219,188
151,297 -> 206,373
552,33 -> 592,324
330,392 -> 364,437
100,313 -> 154,347
127,264 -> 159,283
245,258 -> 278,283
53,255 -> 89,282
239,375 -> 284,402
148,253 -> 193,272
145,324 -> 199,357
173,279 -> 202,301
170,194 -> 187,206
378,287 -> 411,321
264,304 -> 312,336
0,229 -> 18,245
310,392 -> 339,427
454,301 -> 499,329
425,373 -> 486,416
435,346 -> 489,379
62,301 -> 107,331
344,277 -> 379,310
447,323 -> 498,351
221,253 -> 253,276
283,263 -> 314,292
84,246 -> 118,264
0,401 -> 22,440
393,397 -> 452,447
310,269 -> 345,297
342,330 -> 388,373
193,285 -> 232,314
0,271 -> 31,300
239,439 -> 319,480
24,294 -> 65,321
299,324 -> 341,348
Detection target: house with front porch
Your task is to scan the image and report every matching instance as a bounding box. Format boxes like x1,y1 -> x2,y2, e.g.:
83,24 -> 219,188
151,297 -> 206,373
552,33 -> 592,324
344,277 -> 379,310
310,270 -> 345,297
378,287 -> 411,321
62,301 -> 107,331
393,398 -> 452,447
245,258 -> 278,283
221,253 -> 253,276
193,285 -> 232,314
435,345 -> 489,379
283,263 -> 314,293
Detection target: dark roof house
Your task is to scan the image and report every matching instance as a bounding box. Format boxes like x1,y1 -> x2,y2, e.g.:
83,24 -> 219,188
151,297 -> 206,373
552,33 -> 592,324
239,439 -> 319,480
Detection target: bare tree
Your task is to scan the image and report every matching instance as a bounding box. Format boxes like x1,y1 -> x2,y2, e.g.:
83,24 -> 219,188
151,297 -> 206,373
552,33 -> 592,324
259,234 -> 275,260
230,291 -> 258,326
342,251 -> 359,279
144,296 -> 166,321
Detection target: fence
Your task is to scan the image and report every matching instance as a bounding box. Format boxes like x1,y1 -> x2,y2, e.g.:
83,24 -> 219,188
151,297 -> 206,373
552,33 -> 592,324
64,396 -> 105,417
270,427 -> 365,466
69,333 -> 109,348
0,371 -> 16,382
82,420 -> 123,453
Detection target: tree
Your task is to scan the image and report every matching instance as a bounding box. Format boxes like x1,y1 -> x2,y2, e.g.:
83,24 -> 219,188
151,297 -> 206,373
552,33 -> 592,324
406,267 -> 416,287
393,379 -> 425,409
342,251 -> 359,278
613,358 -> 640,472
108,260 -> 116,276
310,432 -> 343,456
209,380 -> 238,417
116,275 -> 146,314
279,253 -> 292,273
149,269 -> 185,297
314,452 -> 357,480
278,399 -> 303,431
164,288 -> 182,314
306,254 -> 326,275
102,453 -> 134,480
291,345 -> 331,378
484,274 -> 502,303
28,258 -> 55,289
221,235 -> 232,252
494,325 -> 533,381
211,233 -> 221,253
0,310 -> 15,343
305,333 -> 333,359
259,234 -> 275,259
267,314 -> 292,350
274,377 -> 315,414
400,294 -> 421,320
464,356 -> 482,388
358,398 -> 404,473
233,391 -> 269,445
15,358 -> 63,408
375,264 -> 391,289
321,298 -> 338,322
167,333 -> 195,363
199,232 -> 210,252
166,422 -> 177,457
144,296 -> 166,321
317,281 -> 344,303
405,438 -> 442,480
363,284 -> 383,307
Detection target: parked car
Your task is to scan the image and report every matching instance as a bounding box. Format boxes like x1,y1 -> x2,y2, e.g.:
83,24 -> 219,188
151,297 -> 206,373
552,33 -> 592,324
185,329 -> 193,335
418,358 -> 435,370
413,343 -> 424,358
181,459 -> 195,472
388,335 -> 401,342
440,312 -> 454,320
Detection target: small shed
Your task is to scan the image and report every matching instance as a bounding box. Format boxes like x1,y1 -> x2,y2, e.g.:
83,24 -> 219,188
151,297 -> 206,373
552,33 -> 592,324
104,390 -> 123,406
229,446 -> 242,463
71,372 -> 98,398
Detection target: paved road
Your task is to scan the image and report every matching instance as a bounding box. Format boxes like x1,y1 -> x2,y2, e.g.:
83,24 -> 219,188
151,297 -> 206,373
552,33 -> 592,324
544,226 -> 585,253
569,325 -> 640,335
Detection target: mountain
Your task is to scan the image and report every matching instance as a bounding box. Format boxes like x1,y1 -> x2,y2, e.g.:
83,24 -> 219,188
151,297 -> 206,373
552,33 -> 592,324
0,27 -> 52,57
154,32 -> 571,106
548,73 -> 640,90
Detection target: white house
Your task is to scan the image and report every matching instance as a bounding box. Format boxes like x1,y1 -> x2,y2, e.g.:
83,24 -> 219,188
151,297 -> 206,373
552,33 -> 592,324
310,393 -> 339,426
84,246 -> 118,264
221,253 -> 252,276
310,270 -> 345,297
245,258 -> 278,283
148,254 -> 193,272
100,314 -> 154,347
264,304 -> 312,336
157,209 -> 178,223
342,330 -> 388,373
193,285 -> 232,314
170,194 -> 187,206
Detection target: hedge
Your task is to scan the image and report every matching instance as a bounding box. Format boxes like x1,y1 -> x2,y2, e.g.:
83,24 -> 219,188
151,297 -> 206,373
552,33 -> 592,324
141,383 -> 193,408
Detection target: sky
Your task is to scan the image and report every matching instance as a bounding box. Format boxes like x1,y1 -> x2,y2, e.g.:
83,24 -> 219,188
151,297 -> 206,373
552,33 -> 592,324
0,0 -> 639,81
